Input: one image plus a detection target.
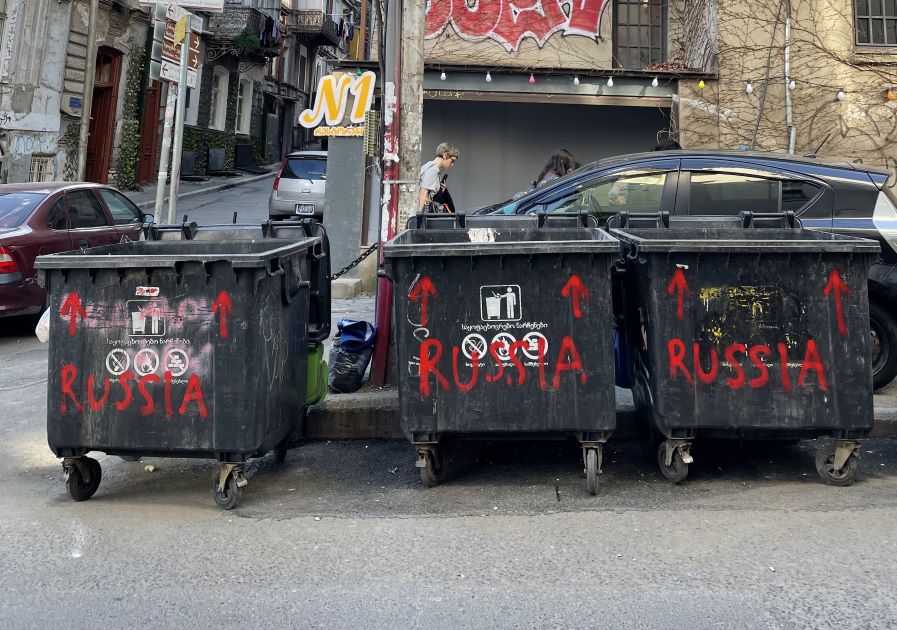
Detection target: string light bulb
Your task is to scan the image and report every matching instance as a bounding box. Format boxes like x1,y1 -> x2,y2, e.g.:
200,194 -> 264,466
606,76 -> 614,87
887,88 -> 895,101
486,71 -> 492,82
836,89 -> 845,101
529,73 -> 536,84
746,81 -> 753,94
788,79 -> 795,90
651,76 -> 659,88
356,68 -> 363,77
440,71 -> 446,81
698,79 -> 706,90
573,76 -> 580,86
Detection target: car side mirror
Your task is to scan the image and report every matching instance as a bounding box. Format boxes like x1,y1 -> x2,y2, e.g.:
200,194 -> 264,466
142,213 -> 155,226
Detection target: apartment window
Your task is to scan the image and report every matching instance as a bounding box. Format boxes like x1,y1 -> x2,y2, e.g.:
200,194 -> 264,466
28,156 -> 53,183
209,67 -> 229,130
856,0 -> 897,45
614,0 -> 666,68
235,77 -> 252,134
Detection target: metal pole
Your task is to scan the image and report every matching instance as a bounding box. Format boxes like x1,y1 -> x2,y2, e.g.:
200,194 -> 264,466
154,85 -> 176,221
369,0 -> 402,386
396,0 -> 425,228
168,36 -> 190,224
77,0 -> 99,181
784,0 -> 795,154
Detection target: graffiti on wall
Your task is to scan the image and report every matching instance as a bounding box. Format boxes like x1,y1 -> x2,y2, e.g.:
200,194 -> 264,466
426,0 -> 610,51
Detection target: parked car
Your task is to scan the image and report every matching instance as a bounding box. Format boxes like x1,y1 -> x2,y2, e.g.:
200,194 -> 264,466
269,151 -> 327,219
0,182 -> 149,318
475,150 -> 897,390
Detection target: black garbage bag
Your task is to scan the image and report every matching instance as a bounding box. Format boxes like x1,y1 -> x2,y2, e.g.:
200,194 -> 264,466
328,319 -> 377,394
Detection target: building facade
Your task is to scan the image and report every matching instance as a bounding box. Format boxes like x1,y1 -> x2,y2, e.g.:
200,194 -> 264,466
387,0 -> 897,211
0,0 -> 363,186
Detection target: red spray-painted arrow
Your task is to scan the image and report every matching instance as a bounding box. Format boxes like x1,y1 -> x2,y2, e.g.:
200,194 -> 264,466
823,268 -> 849,336
212,291 -> 233,339
59,291 -> 86,337
409,276 -> 439,326
561,274 -> 590,318
667,268 -> 690,320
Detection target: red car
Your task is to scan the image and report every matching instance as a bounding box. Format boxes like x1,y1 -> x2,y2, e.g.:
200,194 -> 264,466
0,182 -> 149,317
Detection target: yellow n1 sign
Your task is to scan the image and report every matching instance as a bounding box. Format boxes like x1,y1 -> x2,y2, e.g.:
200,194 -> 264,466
299,71 -> 376,129
174,15 -> 188,44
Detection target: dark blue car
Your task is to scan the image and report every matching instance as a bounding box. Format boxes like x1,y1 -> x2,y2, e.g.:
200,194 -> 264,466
475,150 -> 897,390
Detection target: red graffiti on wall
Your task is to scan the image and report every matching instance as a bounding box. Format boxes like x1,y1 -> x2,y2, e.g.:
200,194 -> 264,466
59,365 -> 209,418
425,0 -> 610,52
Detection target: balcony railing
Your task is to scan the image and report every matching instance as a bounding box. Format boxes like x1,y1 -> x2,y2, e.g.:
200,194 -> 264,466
285,9 -> 340,48
206,7 -> 282,61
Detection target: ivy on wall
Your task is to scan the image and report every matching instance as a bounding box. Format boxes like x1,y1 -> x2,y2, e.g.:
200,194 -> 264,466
115,44 -> 145,190
182,127 -> 236,172
62,122 -> 80,182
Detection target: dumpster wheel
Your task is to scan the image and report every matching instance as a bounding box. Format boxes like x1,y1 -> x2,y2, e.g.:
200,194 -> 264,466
417,448 -> 442,488
211,466 -> 244,510
585,448 -> 600,495
657,441 -> 690,484
64,457 -> 102,502
815,442 -> 860,487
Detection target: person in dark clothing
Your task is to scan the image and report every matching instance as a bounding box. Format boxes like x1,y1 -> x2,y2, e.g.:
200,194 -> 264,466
534,149 -> 579,188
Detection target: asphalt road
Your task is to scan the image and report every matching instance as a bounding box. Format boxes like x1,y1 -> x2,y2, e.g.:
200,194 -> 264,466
2,184 -> 897,628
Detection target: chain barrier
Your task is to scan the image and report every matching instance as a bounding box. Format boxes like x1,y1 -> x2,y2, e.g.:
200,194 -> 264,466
329,242 -> 380,281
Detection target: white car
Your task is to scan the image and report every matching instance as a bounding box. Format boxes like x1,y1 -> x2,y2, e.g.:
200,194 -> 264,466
268,151 -> 327,219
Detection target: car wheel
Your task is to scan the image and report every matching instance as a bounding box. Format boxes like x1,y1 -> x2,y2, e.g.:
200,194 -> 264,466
870,299 -> 897,391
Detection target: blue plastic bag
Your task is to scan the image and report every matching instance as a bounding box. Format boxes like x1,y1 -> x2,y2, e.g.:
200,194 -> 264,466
328,320 -> 377,393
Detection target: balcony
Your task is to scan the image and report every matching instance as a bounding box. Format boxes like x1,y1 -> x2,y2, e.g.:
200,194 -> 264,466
285,9 -> 340,48
206,7 -> 282,60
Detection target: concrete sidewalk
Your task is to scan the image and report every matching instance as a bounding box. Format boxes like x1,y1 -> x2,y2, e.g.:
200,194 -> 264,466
125,166 -> 278,212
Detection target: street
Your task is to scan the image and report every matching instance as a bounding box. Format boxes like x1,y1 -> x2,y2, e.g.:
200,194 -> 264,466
2,183 -> 897,628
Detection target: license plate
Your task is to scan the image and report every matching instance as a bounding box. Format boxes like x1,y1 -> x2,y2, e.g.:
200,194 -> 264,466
295,203 -> 315,215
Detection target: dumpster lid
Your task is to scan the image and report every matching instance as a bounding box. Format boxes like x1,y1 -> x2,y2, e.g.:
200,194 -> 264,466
384,225 -> 619,258
35,237 -> 319,269
610,227 -> 881,254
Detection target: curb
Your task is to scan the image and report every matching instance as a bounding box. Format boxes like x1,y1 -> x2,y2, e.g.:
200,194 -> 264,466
305,388 -> 897,440
132,170 -> 276,211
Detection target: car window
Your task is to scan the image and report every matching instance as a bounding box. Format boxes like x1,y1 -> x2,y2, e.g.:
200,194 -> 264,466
67,190 -> 109,228
46,199 -> 67,230
688,172 -> 779,214
0,192 -> 45,228
781,180 -> 822,212
544,173 -> 668,223
282,158 -> 326,180
99,189 -> 142,225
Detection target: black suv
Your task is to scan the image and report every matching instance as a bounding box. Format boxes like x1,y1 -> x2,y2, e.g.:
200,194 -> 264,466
476,150 -> 897,389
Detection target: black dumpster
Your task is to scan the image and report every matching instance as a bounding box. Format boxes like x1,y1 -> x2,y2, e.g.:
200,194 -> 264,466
610,212 -> 881,486
37,236 -> 319,509
384,214 -> 619,494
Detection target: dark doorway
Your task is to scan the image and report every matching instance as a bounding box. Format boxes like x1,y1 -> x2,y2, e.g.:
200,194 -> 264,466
85,47 -> 123,184
137,80 -> 162,184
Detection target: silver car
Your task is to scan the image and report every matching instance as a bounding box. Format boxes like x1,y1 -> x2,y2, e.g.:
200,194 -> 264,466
268,151 -> 327,219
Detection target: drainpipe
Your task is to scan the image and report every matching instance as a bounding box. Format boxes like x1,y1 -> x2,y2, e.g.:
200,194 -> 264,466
784,0 -> 795,154
77,0 -> 99,181
369,0 -> 401,386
